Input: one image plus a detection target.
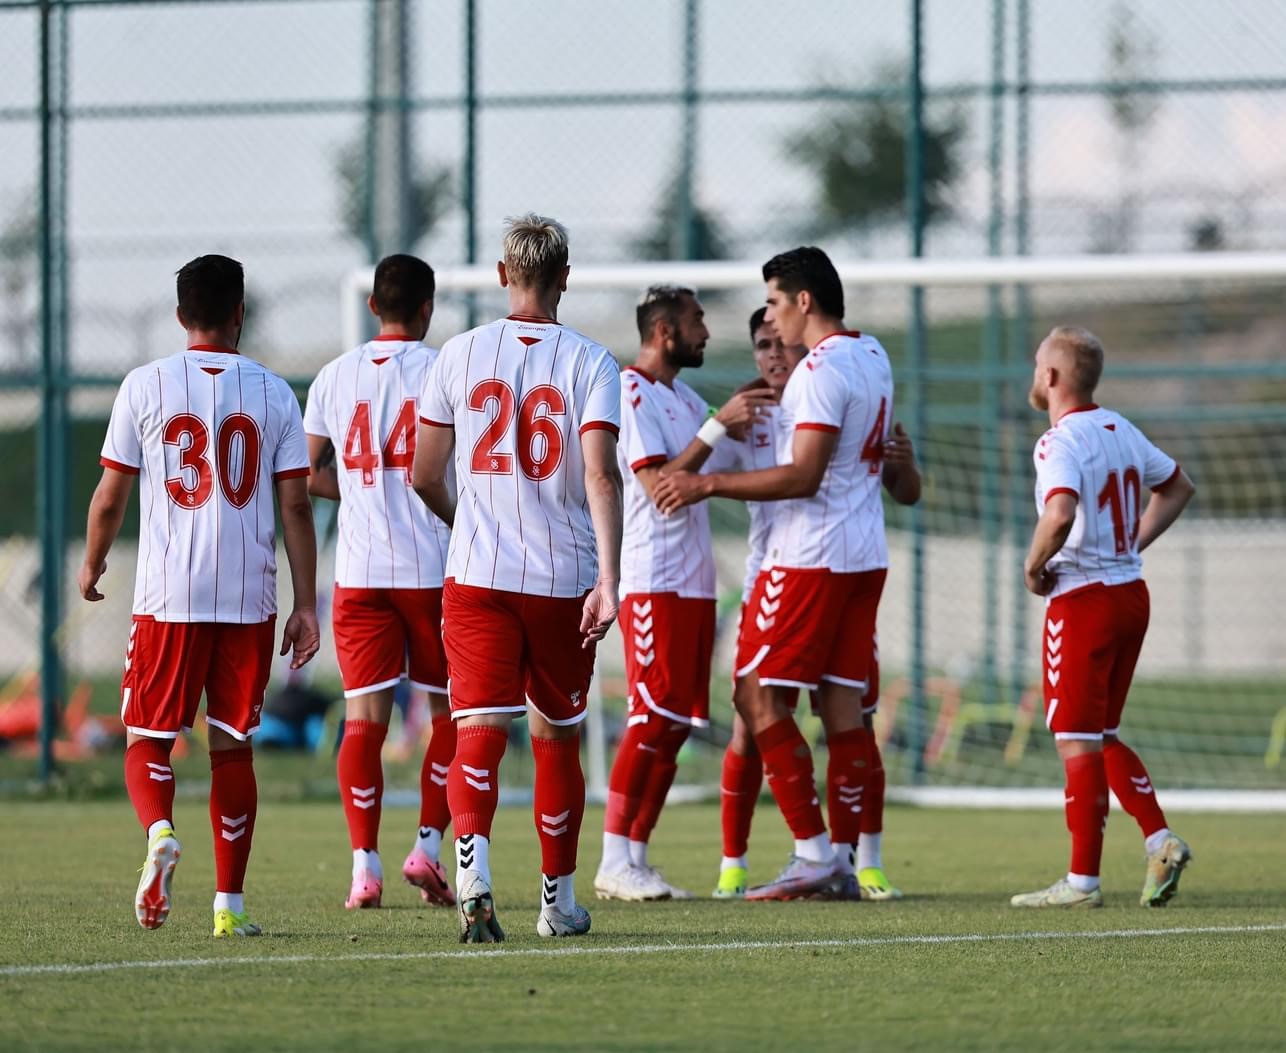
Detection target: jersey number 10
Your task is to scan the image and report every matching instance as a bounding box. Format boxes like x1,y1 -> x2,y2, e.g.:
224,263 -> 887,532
1098,466 -> 1141,554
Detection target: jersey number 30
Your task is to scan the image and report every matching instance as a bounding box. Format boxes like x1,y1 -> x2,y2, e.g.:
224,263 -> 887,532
468,381 -> 565,480
163,413 -> 260,510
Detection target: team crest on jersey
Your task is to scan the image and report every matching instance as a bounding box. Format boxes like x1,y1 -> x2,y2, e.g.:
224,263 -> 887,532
754,430 -> 771,448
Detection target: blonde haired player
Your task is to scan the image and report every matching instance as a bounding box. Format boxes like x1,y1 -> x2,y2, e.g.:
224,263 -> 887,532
80,254 -> 320,938
1011,326 -> 1194,908
413,214 -> 623,941
304,254 -> 457,911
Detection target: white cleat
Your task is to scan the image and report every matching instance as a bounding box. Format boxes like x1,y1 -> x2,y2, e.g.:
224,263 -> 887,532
744,855 -> 840,901
637,864 -> 694,900
456,869 -> 505,943
1010,877 -> 1104,909
593,863 -> 673,901
536,903 -> 592,937
135,827 -> 181,930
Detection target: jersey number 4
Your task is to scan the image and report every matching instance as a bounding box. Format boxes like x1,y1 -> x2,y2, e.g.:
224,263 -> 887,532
163,413 -> 261,510
343,399 -> 417,486
859,397 -> 888,475
468,380 -> 565,480
1098,467 -> 1141,554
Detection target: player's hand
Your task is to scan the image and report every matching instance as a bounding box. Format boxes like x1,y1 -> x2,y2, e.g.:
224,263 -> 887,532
1024,562 -> 1057,597
280,605 -> 321,669
78,560 -> 106,602
653,470 -> 712,516
580,579 -> 620,649
715,387 -> 778,431
883,422 -> 916,467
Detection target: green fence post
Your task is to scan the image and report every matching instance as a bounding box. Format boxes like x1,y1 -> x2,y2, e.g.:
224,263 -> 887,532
678,0 -> 699,260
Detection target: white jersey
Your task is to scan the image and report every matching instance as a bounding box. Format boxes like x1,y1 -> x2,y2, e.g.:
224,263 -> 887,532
763,331 -> 893,574
1033,404 -> 1179,597
732,405 -> 784,602
100,346 -> 310,623
420,315 -> 621,598
618,368 -> 741,599
303,337 -> 452,590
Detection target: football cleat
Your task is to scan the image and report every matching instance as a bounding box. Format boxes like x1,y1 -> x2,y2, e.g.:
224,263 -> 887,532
744,854 -> 840,901
402,847 -> 456,907
593,863 -> 673,902
344,869 -> 383,910
536,903 -> 592,938
638,864 -> 694,900
712,866 -> 748,899
857,866 -> 903,901
808,872 -> 862,901
134,826 -> 181,930
1010,878 -> 1103,909
212,909 -> 262,938
1141,834 -> 1192,907
457,869 -> 504,944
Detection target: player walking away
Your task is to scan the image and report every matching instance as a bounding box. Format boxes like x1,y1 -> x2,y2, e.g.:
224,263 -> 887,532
1011,326 -> 1195,909
79,255 -> 320,937
711,307 -> 920,901
303,254 -> 457,912
594,285 -> 778,903
655,247 -> 917,901
412,214 -> 623,941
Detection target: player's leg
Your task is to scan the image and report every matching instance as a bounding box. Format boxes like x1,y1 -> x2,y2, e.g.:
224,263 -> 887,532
856,655 -> 901,899
205,619 -> 275,937
120,617 -> 208,930
714,705 -> 762,898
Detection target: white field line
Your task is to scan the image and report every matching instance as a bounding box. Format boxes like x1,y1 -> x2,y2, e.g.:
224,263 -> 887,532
3,923 -> 1284,979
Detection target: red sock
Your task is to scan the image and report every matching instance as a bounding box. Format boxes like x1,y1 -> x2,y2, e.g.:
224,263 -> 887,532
1063,751 -> 1109,878
337,719 -> 387,851
861,739 -> 886,837
124,739 -> 176,831
210,746 -> 256,894
826,727 -> 870,847
604,718 -> 670,837
532,734 -> 585,876
720,745 -> 763,858
418,715 -> 456,834
1103,739 -> 1167,838
628,724 -> 689,843
447,725 -> 508,838
755,718 -> 826,841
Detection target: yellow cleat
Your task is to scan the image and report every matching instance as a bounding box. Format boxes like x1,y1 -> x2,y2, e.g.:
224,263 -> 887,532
1141,834 -> 1192,907
1010,878 -> 1103,909
712,866 -> 747,899
857,866 -> 903,901
212,909 -> 262,938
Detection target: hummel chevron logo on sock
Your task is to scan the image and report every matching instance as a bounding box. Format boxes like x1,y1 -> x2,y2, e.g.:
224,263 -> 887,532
542,876 -> 558,907
837,785 -> 864,813
220,814 -> 248,842
540,810 -> 570,837
429,761 -> 449,787
462,764 -> 491,792
458,834 -> 476,869
350,785 -> 377,810
146,762 -> 173,783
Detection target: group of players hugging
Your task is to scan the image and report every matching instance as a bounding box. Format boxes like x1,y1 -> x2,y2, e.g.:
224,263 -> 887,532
80,214 -> 1195,942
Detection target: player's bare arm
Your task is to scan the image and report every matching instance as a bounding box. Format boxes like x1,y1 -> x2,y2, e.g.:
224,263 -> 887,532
1022,492 -> 1077,596
1136,469 -> 1195,552
410,421 -> 457,528
275,474 -> 321,668
305,434 -> 340,501
881,422 -> 922,506
653,426 -> 838,515
581,427 -> 624,648
79,466 -> 136,601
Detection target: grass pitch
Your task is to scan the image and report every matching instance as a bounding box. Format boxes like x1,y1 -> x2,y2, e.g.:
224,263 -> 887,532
2,802 -> 1284,1052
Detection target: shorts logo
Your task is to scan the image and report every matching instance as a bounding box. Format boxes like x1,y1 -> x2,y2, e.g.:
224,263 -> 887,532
124,622 -> 139,672
570,689 -> 583,708
1045,617 -> 1064,687
757,571 -> 785,631
632,599 -> 655,667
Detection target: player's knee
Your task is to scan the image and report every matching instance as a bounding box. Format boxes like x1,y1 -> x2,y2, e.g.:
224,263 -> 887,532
208,724 -> 250,753
634,713 -> 690,753
728,718 -> 756,757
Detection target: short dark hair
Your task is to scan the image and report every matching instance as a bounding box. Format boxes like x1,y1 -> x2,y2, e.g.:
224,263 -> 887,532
749,306 -> 768,342
636,284 -> 696,343
372,254 -> 435,324
176,255 -> 244,329
762,246 -> 844,319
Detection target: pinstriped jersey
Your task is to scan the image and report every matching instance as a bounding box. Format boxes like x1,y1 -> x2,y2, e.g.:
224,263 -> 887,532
764,331 -> 893,574
99,346 -> 310,623
1034,404 -> 1179,597
303,337 -> 451,590
731,404 -> 783,601
420,315 -> 621,598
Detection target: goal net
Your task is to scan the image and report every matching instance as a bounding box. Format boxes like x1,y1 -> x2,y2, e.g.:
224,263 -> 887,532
342,253 -> 1286,810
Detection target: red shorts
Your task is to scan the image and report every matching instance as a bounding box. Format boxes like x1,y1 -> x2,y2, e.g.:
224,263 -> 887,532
120,615 -> 275,741
332,585 -> 448,697
863,643 -> 881,716
735,567 -> 886,691
622,593 -> 716,728
442,580 -> 596,726
733,602 -> 802,711
1043,580 -> 1149,740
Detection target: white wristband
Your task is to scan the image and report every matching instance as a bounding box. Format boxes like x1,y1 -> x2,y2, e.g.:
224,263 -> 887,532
697,417 -> 728,448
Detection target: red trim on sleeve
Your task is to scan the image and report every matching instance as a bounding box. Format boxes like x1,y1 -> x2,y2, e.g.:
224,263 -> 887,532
580,421 -> 620,438
1151,463 -> 1182,493
630,454 -> 667,472
419,417 -> 454,428
99,456 -> 140,476
1044,487 -> 1079,502
796,422 -> 841,433
274,467 -> 311,481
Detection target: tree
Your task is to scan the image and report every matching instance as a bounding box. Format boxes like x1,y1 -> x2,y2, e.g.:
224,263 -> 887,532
631,173 -> 730,261
0,200 -> 37,370
785,87 -> 967,241
1102,2 -> 1161,252
334,139 -> 453,252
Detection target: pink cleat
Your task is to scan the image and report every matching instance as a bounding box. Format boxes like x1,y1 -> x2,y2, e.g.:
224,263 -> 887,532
402,846 -> 456,907
344,869 -> 383,910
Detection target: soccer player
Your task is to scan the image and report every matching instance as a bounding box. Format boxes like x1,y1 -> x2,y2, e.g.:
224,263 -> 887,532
594,285 -> 778,902
654,246 -> 917,900
79,254 -> 320,937
1010,326 -> 1195,909
411,214 -> 623,941
303,254 -> 456,911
